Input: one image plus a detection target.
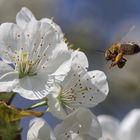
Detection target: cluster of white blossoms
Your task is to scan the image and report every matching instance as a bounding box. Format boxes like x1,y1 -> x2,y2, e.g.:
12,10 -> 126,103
27,108 -> 102,140
98,109 -> 140,140
0,7 -> 109,140
0,7 -> 72,100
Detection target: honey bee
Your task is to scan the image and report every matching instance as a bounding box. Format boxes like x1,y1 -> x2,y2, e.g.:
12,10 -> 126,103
105,42 -> 140,68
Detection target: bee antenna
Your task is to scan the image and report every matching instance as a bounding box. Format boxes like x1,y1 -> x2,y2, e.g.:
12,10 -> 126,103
96,50 -> 105,53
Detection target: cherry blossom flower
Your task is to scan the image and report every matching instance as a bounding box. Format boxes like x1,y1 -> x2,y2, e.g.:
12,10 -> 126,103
47,63 -> 109,119
0,7 -> 72,100
27,108 -> 102,140
98,109 -> 140,140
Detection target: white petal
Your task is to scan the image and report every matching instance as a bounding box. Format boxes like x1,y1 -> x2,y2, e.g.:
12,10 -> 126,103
40,18 -> 64,39
89,71 -> 109,95
47,84 -> 67,119
0,71 -> 18,82
72,134 -> 98,140
62,65 -> 108,108
42,41 -> 69,67
85,70 -> 109,106
71,50 -> 89,69
27,118 -> 55,140
24,20 -> 60,53
60,63 -> 83,89
47,94 -> 67,120
0,63 -> 18,92
0,79 -> 19,92
0,61 -> 14,78
119,109 -> 140,140
46,47 -> 72,81
0,23 -> 23,62
54,108 -> 102,139
98,115 -> 120,140
55,40 -> 68,51
13,73 -> 49,100
16,7 -> 36,30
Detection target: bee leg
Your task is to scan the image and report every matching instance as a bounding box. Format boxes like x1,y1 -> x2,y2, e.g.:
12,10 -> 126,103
110,52 -> 124,68
117,58 -> 126,68
122,57 -> 127,62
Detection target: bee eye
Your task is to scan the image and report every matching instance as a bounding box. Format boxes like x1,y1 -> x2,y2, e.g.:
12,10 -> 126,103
105,50 -> 111,60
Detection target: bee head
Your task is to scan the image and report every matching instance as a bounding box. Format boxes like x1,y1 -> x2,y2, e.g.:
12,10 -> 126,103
105,50 -> 112,61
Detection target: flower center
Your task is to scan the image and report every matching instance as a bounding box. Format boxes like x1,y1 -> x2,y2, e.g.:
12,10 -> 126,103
58,86 -> 88,110
2,32 -> 52,79
12,46 -> 46,79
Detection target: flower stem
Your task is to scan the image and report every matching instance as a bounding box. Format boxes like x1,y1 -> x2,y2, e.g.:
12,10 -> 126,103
26,100 -> 48,110
7,92 -> 17,105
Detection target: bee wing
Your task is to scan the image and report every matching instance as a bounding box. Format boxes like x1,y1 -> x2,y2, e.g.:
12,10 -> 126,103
114,25 -> 135,43
116,19 -> 140,45
119,25 -> 135,42
121,26 -> 140,45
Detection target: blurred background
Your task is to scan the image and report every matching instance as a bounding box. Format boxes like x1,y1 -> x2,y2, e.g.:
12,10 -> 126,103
0,0 -> 140,139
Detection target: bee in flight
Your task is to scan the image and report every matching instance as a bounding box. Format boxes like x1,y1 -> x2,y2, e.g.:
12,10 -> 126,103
105,42 -> 140,68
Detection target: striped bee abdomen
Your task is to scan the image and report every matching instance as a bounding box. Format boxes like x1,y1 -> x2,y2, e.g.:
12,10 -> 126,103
121,43 -> 140,55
